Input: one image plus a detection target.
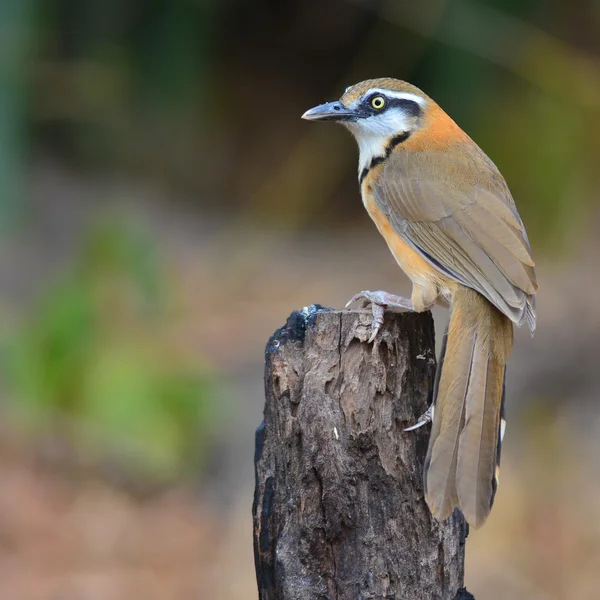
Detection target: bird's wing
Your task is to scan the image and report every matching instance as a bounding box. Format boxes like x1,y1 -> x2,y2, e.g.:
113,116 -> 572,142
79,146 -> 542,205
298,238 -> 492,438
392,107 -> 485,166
373,145 -> 537,329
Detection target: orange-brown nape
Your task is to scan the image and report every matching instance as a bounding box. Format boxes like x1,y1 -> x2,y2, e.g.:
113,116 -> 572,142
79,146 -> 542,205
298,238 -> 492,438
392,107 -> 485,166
302,78 -> 537,528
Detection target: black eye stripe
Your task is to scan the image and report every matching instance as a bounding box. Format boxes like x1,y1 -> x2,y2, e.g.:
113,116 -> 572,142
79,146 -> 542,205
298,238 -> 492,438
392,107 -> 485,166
364,94 -> 421,118
388,97 -> 422,117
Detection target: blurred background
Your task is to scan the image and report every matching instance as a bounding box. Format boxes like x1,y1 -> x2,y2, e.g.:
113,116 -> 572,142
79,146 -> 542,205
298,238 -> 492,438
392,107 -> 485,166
0,0 -> 599,598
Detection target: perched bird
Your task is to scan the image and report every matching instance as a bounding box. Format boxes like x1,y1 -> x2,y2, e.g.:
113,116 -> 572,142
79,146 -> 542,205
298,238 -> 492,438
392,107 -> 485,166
302,78 -> 537,528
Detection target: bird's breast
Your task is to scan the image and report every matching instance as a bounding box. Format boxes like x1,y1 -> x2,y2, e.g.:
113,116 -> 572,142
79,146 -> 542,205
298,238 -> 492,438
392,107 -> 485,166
360,183 -> 440,288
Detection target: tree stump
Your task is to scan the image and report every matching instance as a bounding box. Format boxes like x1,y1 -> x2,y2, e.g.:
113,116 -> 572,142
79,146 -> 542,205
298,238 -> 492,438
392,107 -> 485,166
253,305 -> 473,600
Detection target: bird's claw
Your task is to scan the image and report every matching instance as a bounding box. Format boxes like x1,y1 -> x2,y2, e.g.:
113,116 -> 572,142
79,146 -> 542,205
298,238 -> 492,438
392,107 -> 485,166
345,290 -> 370,308
368,303 -> 385,343
345,290 -> 413,343
404,405 -> 434,431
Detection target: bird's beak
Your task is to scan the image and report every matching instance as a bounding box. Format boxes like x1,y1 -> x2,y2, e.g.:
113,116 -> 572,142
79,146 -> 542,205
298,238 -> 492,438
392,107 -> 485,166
301,101 -> 358,122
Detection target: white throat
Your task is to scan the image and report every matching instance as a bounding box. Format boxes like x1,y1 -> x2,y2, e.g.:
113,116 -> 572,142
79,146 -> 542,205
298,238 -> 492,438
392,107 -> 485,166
344,106 -> 417,176
355,133 -> 389,174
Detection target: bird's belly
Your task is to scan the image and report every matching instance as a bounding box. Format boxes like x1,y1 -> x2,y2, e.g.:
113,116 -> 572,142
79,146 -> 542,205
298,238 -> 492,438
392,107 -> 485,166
362,192 -> 439,287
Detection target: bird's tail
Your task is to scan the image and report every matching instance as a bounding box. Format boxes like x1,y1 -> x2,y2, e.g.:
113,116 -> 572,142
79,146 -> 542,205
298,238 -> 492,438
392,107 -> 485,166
424,287 -> 513,528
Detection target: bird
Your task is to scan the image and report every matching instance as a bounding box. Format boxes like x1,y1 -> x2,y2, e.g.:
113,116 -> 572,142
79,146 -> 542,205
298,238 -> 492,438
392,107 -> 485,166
302,78 -> 537,528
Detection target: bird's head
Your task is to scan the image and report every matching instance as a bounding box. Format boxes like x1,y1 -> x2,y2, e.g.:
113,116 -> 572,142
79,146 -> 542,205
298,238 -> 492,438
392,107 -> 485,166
302,78 -> 457,173
303,78 -> 426,133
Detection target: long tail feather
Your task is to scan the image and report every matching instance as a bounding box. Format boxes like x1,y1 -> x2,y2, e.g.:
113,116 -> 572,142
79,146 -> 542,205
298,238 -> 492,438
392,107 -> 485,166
424,287 -> 512,528
455,346 -> 504,527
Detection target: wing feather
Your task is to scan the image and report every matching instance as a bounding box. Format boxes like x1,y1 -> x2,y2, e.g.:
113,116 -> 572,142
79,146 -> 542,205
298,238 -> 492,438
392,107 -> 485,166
373,147 -> 537,328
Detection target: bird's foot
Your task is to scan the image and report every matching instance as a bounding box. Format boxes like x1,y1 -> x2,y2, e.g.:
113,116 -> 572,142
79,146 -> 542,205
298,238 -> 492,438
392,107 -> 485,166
345,290 -> 414,343
404,405 -> 433,431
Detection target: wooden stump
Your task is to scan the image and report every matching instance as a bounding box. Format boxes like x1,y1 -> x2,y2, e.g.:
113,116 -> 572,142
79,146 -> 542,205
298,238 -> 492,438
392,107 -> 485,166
253,305 -> 473,600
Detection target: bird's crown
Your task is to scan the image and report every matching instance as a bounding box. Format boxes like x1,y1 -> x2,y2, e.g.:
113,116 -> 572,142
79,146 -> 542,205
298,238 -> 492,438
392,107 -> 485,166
340,78 -> 430,108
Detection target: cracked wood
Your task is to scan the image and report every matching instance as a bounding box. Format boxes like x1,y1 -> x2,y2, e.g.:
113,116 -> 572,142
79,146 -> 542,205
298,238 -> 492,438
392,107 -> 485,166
253,305 -> 472,600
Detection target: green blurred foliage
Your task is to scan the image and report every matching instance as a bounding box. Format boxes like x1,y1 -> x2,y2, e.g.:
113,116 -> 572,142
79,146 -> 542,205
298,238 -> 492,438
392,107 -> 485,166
2,220 -> 217,480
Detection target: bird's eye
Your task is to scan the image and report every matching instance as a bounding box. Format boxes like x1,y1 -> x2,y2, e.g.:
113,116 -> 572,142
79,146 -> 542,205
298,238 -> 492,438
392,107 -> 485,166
370,96 -> 386,110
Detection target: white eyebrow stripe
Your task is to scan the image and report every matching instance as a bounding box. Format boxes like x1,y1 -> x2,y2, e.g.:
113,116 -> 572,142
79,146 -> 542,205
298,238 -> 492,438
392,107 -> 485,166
367,89 -> 426,106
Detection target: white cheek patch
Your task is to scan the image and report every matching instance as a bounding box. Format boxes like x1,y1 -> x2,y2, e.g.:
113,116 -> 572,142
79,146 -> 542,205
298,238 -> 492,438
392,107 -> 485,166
346,107 -> 414,173
355,108 -> 413,136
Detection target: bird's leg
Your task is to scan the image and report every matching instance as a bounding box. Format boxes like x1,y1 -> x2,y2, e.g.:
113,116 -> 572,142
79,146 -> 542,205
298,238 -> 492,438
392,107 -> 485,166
345,290 -> 414,343
404,404 -> 433,431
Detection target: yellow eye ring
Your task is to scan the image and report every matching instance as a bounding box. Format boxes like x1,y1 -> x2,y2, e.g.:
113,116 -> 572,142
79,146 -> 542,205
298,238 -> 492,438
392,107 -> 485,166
371,96 -> 386,110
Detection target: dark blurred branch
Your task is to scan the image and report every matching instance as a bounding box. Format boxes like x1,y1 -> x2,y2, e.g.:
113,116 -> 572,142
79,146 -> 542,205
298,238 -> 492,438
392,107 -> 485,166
253,305 -> 471,599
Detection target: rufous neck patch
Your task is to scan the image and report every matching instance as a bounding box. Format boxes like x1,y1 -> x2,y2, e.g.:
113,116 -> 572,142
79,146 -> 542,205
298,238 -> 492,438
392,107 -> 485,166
404,102 -> 468,151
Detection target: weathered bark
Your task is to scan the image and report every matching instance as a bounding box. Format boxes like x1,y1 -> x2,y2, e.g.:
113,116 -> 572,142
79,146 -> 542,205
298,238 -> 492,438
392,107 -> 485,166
253,305 -> 473,600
